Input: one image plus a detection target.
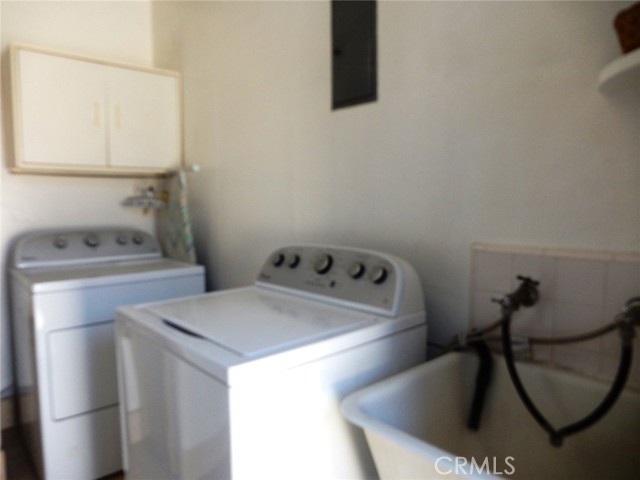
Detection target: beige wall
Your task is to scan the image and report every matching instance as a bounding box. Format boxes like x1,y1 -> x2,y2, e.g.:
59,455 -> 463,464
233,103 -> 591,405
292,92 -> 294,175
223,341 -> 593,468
0,0 -> 3,443
1,0 -> 638,396
0,1 -> 156,393
152,1 -> 639,349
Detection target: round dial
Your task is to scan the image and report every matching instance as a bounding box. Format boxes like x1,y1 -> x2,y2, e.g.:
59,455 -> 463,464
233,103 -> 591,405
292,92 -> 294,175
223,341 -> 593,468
347,262 -> 366,279
271,253 -> 285,267
288,254 -> 301,269
314,254 -> 333,275
53,236 -> 68,249
84,234 -> 100,248
116,233 -> 129,245
132,233 -> 145,245
369,265 -> 388,284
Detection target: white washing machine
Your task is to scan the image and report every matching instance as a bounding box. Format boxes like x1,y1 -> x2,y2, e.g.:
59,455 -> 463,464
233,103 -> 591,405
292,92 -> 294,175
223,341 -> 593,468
9,227 -> 205,480
116,244 -> 427,480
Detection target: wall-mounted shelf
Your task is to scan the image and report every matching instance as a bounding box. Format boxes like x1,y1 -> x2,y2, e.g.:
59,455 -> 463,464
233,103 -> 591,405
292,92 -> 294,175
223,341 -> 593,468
598,48 -> 640,93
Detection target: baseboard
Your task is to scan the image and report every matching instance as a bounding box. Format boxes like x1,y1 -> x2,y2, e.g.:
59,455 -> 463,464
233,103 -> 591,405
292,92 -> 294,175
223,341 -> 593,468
1,398 -> 14,432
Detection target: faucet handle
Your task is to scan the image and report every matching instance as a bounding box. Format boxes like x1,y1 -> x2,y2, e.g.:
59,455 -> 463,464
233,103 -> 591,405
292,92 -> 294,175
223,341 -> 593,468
515,276 -> 540,307
516,275 -> 540,286
622,297 -> 640,326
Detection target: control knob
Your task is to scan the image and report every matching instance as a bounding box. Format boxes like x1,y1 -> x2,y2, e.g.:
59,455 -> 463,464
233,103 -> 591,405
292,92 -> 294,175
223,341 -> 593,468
271,253 -> 285,267
116,233 -> 129,245
132,233 -> 145,245
347,262 -> 366,279
288,254 -> 301,269
369,265 -> 388,284
314,254 -> 333,275
53,236 -> 68,249
84,234 -> 100,248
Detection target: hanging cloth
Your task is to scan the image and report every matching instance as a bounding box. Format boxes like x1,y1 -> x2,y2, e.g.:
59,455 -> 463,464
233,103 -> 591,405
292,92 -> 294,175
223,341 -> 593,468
157,170 -> 197,264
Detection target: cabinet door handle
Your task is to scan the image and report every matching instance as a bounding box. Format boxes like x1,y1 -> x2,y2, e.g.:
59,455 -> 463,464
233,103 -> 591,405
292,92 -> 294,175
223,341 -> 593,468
93,103 -> 101,127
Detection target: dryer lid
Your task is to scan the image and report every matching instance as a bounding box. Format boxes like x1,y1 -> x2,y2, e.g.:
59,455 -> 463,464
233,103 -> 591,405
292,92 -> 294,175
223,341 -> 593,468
146,288 -> 377,357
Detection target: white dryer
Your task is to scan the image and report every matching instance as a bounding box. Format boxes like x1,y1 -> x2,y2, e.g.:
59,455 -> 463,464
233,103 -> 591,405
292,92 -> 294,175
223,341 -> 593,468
116,244 -> 427,480
9,228 -> 205,480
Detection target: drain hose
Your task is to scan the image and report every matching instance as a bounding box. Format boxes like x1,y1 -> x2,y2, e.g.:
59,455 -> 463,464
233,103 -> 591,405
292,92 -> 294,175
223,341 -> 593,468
467,340 -> 493,430
501,315 -> 633,447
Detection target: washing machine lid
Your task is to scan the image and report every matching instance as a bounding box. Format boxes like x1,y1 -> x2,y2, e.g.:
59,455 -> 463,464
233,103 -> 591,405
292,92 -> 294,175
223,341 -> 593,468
146,288 -> 378,358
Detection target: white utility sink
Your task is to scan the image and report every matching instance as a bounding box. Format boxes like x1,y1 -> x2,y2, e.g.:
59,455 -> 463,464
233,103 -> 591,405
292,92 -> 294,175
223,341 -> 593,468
342,352 -> 640,479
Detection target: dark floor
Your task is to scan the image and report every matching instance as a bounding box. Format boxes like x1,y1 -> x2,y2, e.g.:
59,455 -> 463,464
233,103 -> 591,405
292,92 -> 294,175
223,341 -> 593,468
2,428 -> 37,480
2,429 -> 124,480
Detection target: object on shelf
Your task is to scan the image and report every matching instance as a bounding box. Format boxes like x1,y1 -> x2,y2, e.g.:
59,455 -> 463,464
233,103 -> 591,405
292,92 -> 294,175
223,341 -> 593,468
614,2 -> 640,54
122,186 -> 166,213
597,47 -> 640,93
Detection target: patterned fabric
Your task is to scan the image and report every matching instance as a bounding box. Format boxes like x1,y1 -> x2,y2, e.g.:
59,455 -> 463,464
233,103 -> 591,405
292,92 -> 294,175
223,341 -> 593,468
157,170 -> 196,264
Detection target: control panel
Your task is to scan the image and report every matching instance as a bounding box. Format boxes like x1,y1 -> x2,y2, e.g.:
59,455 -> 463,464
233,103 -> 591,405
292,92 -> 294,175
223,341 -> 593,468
13,228 -> 161,269
256,245 -> 406,316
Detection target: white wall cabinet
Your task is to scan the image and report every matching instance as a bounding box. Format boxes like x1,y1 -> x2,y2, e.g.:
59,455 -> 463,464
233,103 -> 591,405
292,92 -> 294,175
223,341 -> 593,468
11,44 -> 182,176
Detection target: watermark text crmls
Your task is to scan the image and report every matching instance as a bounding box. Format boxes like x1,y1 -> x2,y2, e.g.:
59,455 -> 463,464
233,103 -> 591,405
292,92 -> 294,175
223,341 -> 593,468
435,456 -> 516,476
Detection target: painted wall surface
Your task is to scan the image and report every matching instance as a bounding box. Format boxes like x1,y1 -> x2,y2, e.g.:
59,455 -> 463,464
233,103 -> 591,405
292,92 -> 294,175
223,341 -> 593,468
0,1 -> 156,393
1,0 -> 638,399
0,0 -> 3,438
152,1 -> 639,350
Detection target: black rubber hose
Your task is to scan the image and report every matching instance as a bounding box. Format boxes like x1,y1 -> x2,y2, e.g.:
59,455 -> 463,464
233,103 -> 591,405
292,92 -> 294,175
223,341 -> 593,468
501,315 -> 634,447
467,340 -> 493,430
501,315 -> 557,440
554,340 -> 632,442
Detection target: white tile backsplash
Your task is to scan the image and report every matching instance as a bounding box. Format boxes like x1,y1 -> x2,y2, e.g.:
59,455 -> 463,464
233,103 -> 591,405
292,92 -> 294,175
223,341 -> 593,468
470,243 -> 640,389
555,257 -> 606,306
470,288 -> 503,328
473,249 -> 513,292
553,302 -> 603,335
510,300 -> 554,337
605,260 -> 640,309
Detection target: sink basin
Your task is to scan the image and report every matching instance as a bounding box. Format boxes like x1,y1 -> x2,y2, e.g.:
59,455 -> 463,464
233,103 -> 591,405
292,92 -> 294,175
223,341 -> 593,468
342,352 -> 640,479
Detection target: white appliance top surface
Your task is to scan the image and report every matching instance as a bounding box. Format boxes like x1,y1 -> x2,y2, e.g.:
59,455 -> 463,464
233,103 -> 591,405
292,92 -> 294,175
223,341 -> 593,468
12,258 -> 204,292
147,288 -> 378,357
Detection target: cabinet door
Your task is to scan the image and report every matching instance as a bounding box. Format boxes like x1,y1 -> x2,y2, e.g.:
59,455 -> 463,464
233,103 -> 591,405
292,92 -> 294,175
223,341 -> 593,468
107,67 -> 181,170
14,49 -> 107,167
